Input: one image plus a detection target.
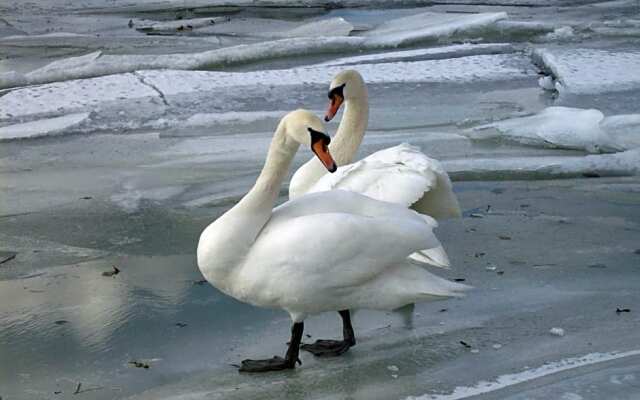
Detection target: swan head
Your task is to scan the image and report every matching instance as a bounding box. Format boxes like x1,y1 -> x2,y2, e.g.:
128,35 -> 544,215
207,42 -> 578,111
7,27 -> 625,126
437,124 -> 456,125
325,69 -> 365,122
283,109 -> 337,173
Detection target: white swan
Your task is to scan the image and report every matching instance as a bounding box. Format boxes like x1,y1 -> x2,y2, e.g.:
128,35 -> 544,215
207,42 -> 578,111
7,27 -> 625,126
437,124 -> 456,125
197,110 -> 468,372
289,70 -> 461,221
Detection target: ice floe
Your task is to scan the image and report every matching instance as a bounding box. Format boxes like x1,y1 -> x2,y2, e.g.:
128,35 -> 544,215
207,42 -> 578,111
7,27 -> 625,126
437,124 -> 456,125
0,73 -> 158,119
0,53 -> 532,122
1,36 -> 365,89
143,54 -> 529,95
363,12 -> 507,48
316,43 -> 516,67
0,113 -> 90,140
533,48 -> 640,94
470,107 -> 625,153
0,12 -> 508,89
602,113 -> 640,149
444,149 -> 640,181
493,20 -> 557,36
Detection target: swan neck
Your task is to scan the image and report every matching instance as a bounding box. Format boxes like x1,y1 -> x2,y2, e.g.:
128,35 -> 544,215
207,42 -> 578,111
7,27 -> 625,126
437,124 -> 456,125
330,88 -> 369,165
244,123 -> 299,210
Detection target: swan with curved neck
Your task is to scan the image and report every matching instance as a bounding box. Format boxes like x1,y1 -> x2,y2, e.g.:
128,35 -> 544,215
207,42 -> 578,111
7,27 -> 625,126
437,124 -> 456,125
289,70 -> 369,198
290,69 -> 461,220
288,71 -> 462,359
197,109 -> 467,372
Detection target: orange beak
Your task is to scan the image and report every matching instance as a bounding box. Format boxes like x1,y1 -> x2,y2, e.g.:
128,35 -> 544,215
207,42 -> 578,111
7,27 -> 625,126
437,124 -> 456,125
324,95 -> 343,122
311,136 -> 338,172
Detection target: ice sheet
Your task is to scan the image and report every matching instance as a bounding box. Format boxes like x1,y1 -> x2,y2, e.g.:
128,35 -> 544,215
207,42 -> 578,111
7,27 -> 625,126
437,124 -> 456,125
316,43 -> 516,67
601,114 -> 640,149
0,53 -> 532,122
0,12 -> 508,89
470,107 -> 624,153
533,48 -> 640,94
0,36 -> 363,89
363,12 -> 507,47
142,54 -> 531,95
0,73 -> 158,119
0,113 -> 90,140
443,149 -> 640,180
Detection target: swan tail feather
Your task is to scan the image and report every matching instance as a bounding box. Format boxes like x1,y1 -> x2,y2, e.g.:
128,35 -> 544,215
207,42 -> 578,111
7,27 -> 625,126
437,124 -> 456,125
408,245 -> 451,269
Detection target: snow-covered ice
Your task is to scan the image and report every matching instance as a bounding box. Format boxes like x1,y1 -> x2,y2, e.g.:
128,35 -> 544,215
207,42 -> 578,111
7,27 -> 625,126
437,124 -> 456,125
601,114 -> 640,149
0,12 -> 509,89
470,107 -> 625,153
316,43 -> 516,67
0,73 -> 158,120
533,48 -> 640,94
444,149 -> 640,180
363,12 -> 508,47
0,53 -> 532,123
2,1 -> 640,399
0,113 -> 90,140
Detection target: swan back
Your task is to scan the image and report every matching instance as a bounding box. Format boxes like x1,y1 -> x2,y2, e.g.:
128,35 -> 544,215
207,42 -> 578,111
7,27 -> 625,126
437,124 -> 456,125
308,144 -> 462,219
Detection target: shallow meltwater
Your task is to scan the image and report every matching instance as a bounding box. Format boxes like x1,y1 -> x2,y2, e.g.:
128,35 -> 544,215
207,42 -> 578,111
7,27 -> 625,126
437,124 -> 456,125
0,254 -> 284,399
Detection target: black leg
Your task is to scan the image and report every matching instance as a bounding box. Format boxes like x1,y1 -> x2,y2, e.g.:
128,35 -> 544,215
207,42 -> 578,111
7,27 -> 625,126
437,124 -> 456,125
301,309 -> 356,357
239,322 -> 304,373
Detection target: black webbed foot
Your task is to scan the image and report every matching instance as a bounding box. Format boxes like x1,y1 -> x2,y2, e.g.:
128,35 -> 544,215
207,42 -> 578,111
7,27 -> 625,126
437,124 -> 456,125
238,322 -> 304,373
238,356 -> 300,373
301,339 -> 352,357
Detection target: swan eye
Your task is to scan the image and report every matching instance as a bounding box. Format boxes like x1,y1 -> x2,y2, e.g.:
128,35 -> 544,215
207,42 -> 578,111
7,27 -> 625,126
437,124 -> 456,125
307,127 -> 331,145
327,83 -> 346,100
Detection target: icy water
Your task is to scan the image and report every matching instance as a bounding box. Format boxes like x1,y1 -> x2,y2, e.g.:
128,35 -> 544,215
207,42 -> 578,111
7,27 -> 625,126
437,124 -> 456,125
1,0 -> 640,399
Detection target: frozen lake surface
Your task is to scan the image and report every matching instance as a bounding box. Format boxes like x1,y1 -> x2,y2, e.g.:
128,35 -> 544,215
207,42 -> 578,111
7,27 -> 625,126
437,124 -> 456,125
1,0 -> 639,399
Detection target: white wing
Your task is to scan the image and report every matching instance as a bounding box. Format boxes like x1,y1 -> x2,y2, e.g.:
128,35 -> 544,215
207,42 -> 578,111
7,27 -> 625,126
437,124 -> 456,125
308,143 -> 462,220
238,191 -> 467,314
